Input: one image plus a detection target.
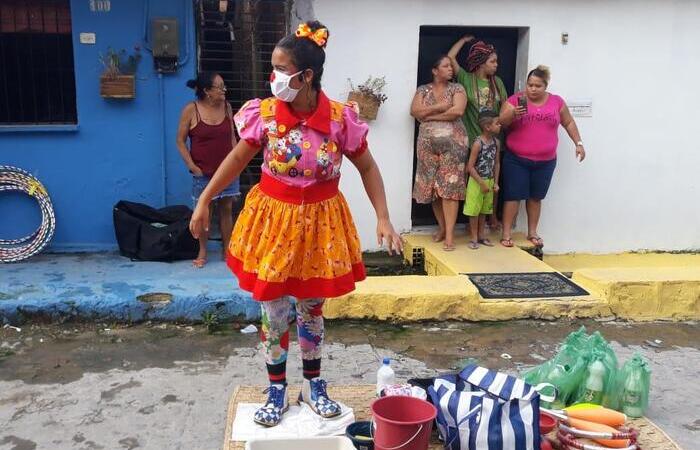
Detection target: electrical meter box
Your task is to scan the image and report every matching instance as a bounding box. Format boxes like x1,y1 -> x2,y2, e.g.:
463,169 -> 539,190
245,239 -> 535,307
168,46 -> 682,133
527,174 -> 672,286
152,17 -> 179,72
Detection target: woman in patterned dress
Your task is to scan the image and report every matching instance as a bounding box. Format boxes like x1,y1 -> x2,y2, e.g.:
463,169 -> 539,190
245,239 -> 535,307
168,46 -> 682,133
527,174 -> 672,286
411,55 -> 468,251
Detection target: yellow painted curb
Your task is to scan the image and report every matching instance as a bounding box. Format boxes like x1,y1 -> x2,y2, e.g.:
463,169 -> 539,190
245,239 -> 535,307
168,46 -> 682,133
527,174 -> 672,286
326,275 -> 611,322
339,234 -> 700,323
471,297 -> 611,321
574,267 -> 700,321
325,276 -> 479,321
545,253 -> 700,272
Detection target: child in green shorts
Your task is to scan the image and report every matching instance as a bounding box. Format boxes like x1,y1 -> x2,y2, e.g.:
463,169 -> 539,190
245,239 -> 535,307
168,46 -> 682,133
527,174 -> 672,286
464,111 -> 501,249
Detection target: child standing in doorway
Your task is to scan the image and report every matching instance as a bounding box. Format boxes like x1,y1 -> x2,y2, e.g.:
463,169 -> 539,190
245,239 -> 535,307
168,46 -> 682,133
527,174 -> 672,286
464,111 -> 501,249
189,21 -> 403,427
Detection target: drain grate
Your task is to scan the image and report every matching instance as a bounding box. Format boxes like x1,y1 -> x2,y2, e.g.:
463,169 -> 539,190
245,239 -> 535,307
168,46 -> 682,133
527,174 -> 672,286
411,247 -> 425,268
136,293 -> 173,303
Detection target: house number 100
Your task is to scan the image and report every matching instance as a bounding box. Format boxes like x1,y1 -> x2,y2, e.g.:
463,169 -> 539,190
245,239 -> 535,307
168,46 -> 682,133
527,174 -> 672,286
89,0 -> 111,12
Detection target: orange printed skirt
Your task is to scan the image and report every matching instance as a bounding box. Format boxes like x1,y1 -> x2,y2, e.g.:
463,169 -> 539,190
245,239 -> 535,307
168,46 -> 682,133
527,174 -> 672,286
226,174 -> 366,301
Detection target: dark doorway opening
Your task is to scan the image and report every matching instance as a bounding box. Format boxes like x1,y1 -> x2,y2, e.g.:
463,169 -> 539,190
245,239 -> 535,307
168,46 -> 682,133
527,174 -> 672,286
196,0 -> 291,200
411,26 -> 523,226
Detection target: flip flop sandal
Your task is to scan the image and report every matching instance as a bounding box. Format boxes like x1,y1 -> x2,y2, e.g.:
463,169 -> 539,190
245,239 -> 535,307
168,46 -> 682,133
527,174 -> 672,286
500,238 -> 514,248
192,258 -> 207,268
468,241 -> 480,250
527,236 -> 544,247
478,238 -> 495,247
442,243 -> 456,252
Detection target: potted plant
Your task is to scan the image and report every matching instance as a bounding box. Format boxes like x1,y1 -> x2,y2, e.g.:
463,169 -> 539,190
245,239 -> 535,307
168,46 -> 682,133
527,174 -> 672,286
99,46 -> 142,99
347,76 -> 388,121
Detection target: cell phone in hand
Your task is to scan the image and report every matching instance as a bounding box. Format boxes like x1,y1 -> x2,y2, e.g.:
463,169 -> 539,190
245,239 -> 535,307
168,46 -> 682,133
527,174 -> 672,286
518,95 -> 528,112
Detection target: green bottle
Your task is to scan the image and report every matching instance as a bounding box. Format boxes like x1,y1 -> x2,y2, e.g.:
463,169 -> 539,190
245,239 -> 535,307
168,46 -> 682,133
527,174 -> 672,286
581,360 -> 605,405
621,354 -> 650,418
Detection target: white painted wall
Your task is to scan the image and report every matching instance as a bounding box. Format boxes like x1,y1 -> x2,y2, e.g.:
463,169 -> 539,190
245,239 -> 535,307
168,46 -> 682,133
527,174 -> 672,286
315,0 -> 700,254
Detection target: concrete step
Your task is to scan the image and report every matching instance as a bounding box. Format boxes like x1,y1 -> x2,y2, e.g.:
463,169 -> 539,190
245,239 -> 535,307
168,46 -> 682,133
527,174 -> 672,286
403,230 -> 550,276
326,274 -> 609,322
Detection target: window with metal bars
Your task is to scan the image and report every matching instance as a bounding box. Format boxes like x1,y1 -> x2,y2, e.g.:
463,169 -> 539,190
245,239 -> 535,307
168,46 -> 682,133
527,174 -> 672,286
197,0 -> 289,195
0,0 -> 77,125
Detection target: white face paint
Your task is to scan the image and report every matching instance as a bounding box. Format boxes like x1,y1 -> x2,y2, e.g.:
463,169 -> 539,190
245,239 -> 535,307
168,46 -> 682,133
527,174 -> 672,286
270,69 -> 303,102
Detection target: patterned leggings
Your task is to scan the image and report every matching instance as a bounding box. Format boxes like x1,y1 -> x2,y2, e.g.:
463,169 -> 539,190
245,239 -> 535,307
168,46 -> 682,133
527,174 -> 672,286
260,297 -> 325,383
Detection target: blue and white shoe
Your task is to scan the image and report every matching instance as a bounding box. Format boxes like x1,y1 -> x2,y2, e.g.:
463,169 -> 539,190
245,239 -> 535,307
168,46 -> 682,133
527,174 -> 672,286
299,378 -> 342,418
253,384 -> 289,427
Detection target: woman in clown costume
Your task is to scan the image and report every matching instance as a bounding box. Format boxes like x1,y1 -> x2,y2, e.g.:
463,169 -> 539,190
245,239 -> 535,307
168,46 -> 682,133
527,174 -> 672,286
189,21 -> 402,427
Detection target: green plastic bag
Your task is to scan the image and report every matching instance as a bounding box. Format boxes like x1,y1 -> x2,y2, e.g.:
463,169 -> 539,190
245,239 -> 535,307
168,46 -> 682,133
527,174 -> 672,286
564,326 -> 590,352
574,348 -> 618,407
589,331 -> 619,370
617,353 -> 651,417
587,331 -> 620,408
524,327 -> 625,409
524,336 -> 589,409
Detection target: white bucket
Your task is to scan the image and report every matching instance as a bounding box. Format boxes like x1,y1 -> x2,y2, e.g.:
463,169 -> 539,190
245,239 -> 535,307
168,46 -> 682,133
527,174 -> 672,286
245,436 -> 356,450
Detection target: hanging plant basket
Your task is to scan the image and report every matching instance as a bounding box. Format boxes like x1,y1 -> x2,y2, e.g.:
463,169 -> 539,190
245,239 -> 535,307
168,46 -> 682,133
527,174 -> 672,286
100,74 -> 136,99
347,91 -> 380,121
98,46 -> 141,99
347,76 -> 387,122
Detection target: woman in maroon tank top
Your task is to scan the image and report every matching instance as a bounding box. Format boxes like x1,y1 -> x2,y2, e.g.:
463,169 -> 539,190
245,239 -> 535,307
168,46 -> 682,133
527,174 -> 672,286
176,72 -> 240,268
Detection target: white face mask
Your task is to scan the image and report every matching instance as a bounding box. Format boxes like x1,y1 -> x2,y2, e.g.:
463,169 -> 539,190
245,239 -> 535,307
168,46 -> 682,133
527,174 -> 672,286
270,69 -> 303,102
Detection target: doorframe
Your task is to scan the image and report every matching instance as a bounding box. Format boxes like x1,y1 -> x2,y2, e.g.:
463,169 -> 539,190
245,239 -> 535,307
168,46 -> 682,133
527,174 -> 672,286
410,25 -> 530,228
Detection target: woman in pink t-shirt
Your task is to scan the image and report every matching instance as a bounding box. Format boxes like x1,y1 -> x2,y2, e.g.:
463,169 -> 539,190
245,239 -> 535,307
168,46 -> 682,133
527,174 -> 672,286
498,65 -> 586,248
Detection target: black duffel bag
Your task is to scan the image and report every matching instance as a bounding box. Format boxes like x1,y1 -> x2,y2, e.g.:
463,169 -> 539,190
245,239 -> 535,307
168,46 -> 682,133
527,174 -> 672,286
113,200 -> 198,261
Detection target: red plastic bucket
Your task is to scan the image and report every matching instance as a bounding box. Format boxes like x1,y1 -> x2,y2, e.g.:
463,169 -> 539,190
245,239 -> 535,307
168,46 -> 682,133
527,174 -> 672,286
370,396 -> 437,450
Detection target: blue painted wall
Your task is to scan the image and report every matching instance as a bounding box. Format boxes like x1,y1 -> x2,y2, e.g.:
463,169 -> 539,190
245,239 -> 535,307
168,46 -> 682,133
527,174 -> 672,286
0,0 -> 198,251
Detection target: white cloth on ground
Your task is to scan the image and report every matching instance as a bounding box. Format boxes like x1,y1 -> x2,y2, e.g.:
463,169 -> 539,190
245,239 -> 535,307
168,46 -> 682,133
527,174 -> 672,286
231,402 -> 355,441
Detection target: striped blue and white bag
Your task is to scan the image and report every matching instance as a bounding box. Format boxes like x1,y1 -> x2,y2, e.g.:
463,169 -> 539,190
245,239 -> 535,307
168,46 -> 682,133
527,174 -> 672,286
428,364 -> 554,450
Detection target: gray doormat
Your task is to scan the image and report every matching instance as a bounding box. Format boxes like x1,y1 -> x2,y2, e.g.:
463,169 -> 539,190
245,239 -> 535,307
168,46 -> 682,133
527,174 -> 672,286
466,272 -> 589,299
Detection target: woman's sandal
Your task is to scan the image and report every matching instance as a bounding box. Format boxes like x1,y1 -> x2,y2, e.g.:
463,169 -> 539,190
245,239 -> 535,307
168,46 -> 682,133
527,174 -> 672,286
468,241 -> 480,250
442,243 -> 456,252
527,235 -> 544,247
432,231 -> 445,243
192,258 -> 207,268
500,238 -> 514,248
478,238 -> 495,247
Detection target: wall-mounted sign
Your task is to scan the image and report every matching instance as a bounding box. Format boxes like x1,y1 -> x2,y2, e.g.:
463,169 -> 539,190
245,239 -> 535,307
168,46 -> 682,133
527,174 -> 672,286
89,0 -> 111,13
79,32 -> 96,44
569,99 -> 593,117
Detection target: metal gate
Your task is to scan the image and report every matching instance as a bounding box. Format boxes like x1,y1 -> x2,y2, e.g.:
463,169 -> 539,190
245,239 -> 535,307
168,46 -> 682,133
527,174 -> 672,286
196,0 -> 290,196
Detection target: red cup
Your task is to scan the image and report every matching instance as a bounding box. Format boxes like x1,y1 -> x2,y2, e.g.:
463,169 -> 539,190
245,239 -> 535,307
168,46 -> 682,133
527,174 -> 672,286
540,412 -> 557,434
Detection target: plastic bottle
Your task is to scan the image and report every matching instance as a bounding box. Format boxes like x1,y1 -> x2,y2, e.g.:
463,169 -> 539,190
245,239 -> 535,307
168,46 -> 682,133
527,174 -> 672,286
376,357 -> 395,396
621,371 -> 644,417
620,354 -> 650,418
581,359 -> 606,404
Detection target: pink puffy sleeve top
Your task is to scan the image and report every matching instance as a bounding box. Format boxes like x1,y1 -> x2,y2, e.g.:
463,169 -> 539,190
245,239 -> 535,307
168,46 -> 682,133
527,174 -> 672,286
234,91 -> 369,188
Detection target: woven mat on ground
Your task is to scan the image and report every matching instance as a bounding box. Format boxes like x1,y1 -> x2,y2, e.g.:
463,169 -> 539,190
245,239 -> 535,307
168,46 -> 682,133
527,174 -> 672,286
467,272 -> 589,299
223,385 -> 682,450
